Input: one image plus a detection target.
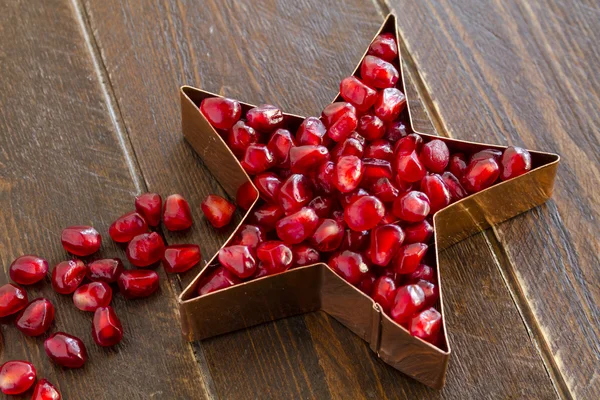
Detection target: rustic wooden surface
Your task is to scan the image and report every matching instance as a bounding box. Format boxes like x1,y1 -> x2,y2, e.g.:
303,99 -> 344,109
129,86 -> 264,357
0,0 -> 597,399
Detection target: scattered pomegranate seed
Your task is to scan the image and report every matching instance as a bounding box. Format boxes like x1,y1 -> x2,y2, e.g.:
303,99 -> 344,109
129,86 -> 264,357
407,264 -> 435,283
9,255 -> 48,285
231,224 -> 266,249
15,298 -> 55,336
420,174 -> 451,214
289,145 -> 330,174
374,88 -> 406,122
370,224 -> 404,266
310,218 -> 345,252
392,191 -> 430,222
394,150 -> 426,183
334,155 -> 364,193
292,244 -> 320,267
357,114 -> 386,141
331,136 -> 364,161
420,139 -> 449,173
371,276 -> 397,313
385,121 -> 408,142
199,97 -> 242,130
267,128 -> 296,167
218,245 -> 257,278
276,207 -> 319,244
471,149 -> 502,163
371,177 -> 399,203
368,33 -> 398,62
163,194 -> 193,231
344,195 -> 385,231
461,157 -> 500,193
241,144 -> 276,174
118,270 -> 159,299
126,232 -> 165,267
416,279 -> 439,307
201,194 -> 236,228
92,306 -> 123,347
32,378 -> 61,400
339,76 -> 377,112
257,241 -> 294,274
296,117 -> 327,145
109,211 -> 148,243
362,158 -> 393,183
449,153 -> 468,179
51,260 -> 86,295
236,181 -> 258,211
390,284 -> 425,324
328,250 -> 369,285
340,229 -> 370,252
365,139 -> 394,161
500,146 -> 532,180
73,282 -> 112,312
392,243 -> 428,274
312,160 -> 336,193
409,307 -> 442,343
403,220 -> 434,244
358,272 -> 377,295
197,267 -> 241,296
135,192 -> 162,227
321,102 -> 358,142
308,195 -> 335,218
44,332 -> 88,368
87,258 -> 124,283
228,120 -> 258,156
250,203 -> 284,232
441,171 -> 468,202
246,104 -> 284,132
0,360 -> 36,395
61,226 -> 101,256
278,173 -> 313,214
360,55 -> 399,89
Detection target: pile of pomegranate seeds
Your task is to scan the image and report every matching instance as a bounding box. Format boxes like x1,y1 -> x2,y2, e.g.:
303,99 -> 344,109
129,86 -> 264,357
198,32 -> 533,347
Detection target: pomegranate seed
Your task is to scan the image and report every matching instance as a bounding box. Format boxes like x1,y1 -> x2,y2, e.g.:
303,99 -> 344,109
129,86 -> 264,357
449,153 -> 468,178
390,284 -> 425,324
395,177 -> 418,194
276,207 -> 319,244
408,264 -> 435,283
360,55 -> 399,89
362,158 -> 393,184
61,226 -> 101,256
236,181 -> 258,211
340,229 -> 370,252
501,146 -> 532,180
416,279 -> 439,307
254,263 -> 269,278
395,150 -> 426,183
344,195 -> 385,231
392,191 -> 430,222
420,174 -> 451,214
379,209 -> 398,225
471,149 -> 502,163
267,128 -> 296,167
385,121 -> 408,142
339,187 -> 369,208
241,144 -> 276,174
461,157 -> 500,193
296,117 -> 327,145
227,120 -> 258,156
371,276 -> 397,313
197,267 -> 241,296
257,241 -> 294,274
163,194 -> 193,231
374,88 -> 406,122
201,194 -> 236,228
289,145 -> 330,174
321,102 -> 357,142
9,255 -> 48,285
163,245 -> 201,274
368,33 -> 398,61
246,104 -> 283,132
277,174 -> 313,214
44,332 -> 88,368
92,306 -> 123,347
339,76 -> 377,112
371,177 -> 399,203
73,282 -> 112,312
370,224 -> 404,266
420,139 -> 449,173
231,224 -> 266,249
51,260 -> 86,294
87,258 -> 124,283
441,171 -> 468,202
357,114 -> 385,141
199,97 -> 242,130
334,155 -> 364,193
312,160 -> 336,194
109,211 -> 148,243
250,204 -> 284,231
0,360 -> 36,395
392,243 -> 428,274
32,379 -> 61,400
395,133 -> 423,154
118,270 -> 159,299
15,298 -> 55,336
365,139 -> 394,161
328,251 -> 369,285
358,272 -> 377,295
292,244 -> 320,267
135,192 -> 162,227
218,245 -> 257,279
310,219 -> 344,252
126,232 -> 165,267
409,307 -> 442,343
403,220 -> 434,244
308,195 -> 335,218
331,136 -> 364,161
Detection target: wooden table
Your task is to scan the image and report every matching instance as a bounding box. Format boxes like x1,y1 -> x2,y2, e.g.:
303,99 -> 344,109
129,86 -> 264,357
1,0 -> 598,399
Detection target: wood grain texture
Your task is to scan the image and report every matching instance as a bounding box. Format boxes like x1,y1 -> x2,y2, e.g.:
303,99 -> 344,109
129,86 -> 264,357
384,0 -> 600,398
0,0 -> 206,398
82,0 -> 558,398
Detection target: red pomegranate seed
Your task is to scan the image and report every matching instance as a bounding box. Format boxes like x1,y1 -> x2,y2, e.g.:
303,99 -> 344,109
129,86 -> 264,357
328,250 -> 369,285
61,226 -> 101,257
51,260 -> 86,295
365,139 -> 394,161
310,219 -> 344,252
390,284 -> 425,324
392,243 -> 428,274
246,104 -> 284,132
416,279 -> 439,307
379,209 -> 398,226
449,153 -> 468,179
267,128 -> 296,167
231,224 -> 266,249
15,298 -> 55,336
118,270 -> 159,299
371,276 -> 397,313
371,177 -> 399,203
357,272 -> 377,295
126,232 -> 165,267
407,264 -> 435,283
32,378 -> 61,400
9,255 -> 48,285
201,194 -> 236,228
163,194 -> 193,231
321,102 -> 357,142
87,258 -> 124,283
277,173 -> 314,214
420,174 -> 451,214
241,144 -> 276,174
250,203 -> 284,231
254,263 -> 269,278
197,267 -> 241,296
420,139 -> 449,173
109,211 -> 148,243
276,207 -> 319,244
462,158 -> 500,193
253,173 -> 282,204
218,245 -> 257,278
307,196 -> 335,219
409,307 -> 442,343
357,117 -> 385,142
441,171 -> 468,202
403,220 -> 434,244
339,187 -> 369,208
374,88 -> 406,122
392,191 -> 430,222
135,192 -> 162,227
296,117 -> 327,145
368,33 -> 398,61
163,245 -> 201,274
44,332 -> 87,368
395,133 -> 423,154
236,181 -> 258,211
289,145 -> 330,174
370,224 -> 405,266
500,146 -> 532,180
334,155 -> 364,193
73,282 -> 112,312
395,150 -> 426,183
257,241 -> 293,274
360,55 -> 399,89
199,97 -> 242,130
331,136 -> 364,161
92,306 -> 123,347
471,149 -> 502,163
310,160 -> 335,194
227,120 -> 258,156
385,121 -> 408,142
292,244 -> 320,267
340,229 -> 370,252
0,360 -> 36,395
362,158 -> 393,184
339,76 -> 377,112
344,195 -> 385,231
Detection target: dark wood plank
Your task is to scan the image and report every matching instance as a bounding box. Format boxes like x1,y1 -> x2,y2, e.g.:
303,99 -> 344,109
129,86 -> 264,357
384,0 -> 600,397
0,0 -> 208,398
82,0 -> 558,398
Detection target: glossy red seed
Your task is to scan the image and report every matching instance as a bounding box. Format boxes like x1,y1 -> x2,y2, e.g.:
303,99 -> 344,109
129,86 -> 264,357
253,173 -> 282,204
92,306 -> 123,347
339,187 -> 369,208
0,360 -> 36,395
9,255 -> 48,285
218,245 -> 257,279
420,174 -> 451,214
374,88 -> 406,122
370,224 -> 405,266
312,160 -> 336,194
358,272 -> 377,296
109,211 -> 148,243
331,136 -> 364,161
371,177 -> 399,203
393,243 -> 428,274
407,264 -> 435,283
253,263 -> 269,278
163,245 -> 201,274
241,144 -> 276,174
328,251 -> 369,285
500,146 -> 532,180
365,139 -> 394,161
227,120 -> 258,156
362,158 -> 393,184
15,298 -> 55,336
250,203 -> 284,231
334,155 -> 364,193
392,191 -> 430,222
278,174 -> 313,214
340,229 -> 370,252
339,76 -> 377,112
403,220 -> 434,244
292,244 -> 320,267
471,149 -> 502,163
44,332 -> 87,368
310,219 -> 344,252
61,226 -> 101,256
360,55 -> 399,88
236,181 -> 258,211
409,307 -> 442,343
201,194 -> 236,228
231,224 -> 266,249
441,171 -> 468,202
321,102 -> 357,142
73,282 -> 112,312
126,232 -> 165,267
118,270 -> 159,299
289,145 -> 330,174
246,104 -> 283,132
390,284 -> 426,324
462,158 -> 500,193
87,258 -> 124,283
51,260 -> 86,295
395,177 -> 418,194
420,139 -> 449,173
276,207 -> 319,244
199,97 -> 242,130
371,276 -> 397,313
356,114 -> 385,141
385,121 -> 408,142
379,209 -> 398,226
449,153 -> 468,179
416,279 -> 439,307
368,33 -> 398,61
296,117 -> 327,145
163,194 -> 193,231
32,378 -> 61,400
307,195 -> 335,219
135,192 -> 162,227
395,133 -> 423,155
197,267 -> 241,296
395,150 -> 427,183
344,195 -> 385,231
257,241 -> 294,274
267,128 -> 297,167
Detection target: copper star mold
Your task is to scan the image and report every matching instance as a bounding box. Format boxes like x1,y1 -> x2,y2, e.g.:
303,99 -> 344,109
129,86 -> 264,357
177,14 -> 559,389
